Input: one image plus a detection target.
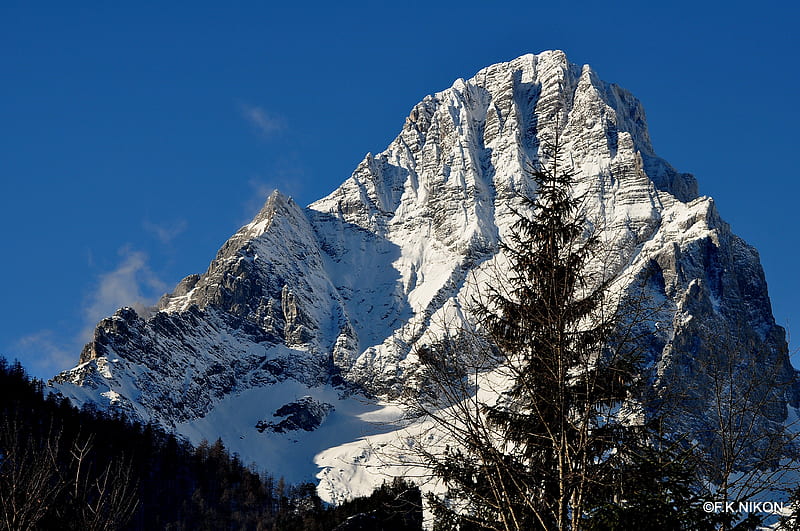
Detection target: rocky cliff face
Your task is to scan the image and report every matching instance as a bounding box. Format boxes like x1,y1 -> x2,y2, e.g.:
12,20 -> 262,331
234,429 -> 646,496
51,51 -> 797,494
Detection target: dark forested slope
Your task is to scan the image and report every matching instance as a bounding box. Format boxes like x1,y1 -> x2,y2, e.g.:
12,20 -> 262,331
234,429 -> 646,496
0,358 -> 420,530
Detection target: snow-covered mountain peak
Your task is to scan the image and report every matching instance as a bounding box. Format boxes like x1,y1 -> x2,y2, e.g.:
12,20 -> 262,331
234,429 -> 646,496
52,51 -> 795,497
244,189 -> 296,237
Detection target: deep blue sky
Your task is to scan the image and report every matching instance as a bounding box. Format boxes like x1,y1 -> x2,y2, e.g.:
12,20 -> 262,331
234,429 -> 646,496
2,2 -> 798,379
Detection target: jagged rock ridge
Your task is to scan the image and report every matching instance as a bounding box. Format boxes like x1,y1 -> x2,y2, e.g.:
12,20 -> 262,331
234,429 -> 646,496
52,51 -> 798,495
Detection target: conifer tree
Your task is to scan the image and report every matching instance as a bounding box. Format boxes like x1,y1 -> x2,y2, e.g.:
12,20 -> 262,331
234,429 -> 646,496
413,121 -> 649,530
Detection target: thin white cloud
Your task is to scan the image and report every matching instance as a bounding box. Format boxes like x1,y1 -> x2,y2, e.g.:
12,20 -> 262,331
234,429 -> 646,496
11,248 -> 171,378
247,177 -> 277,211
249,178 -> 277,200
243,162 -> 307,221
240,104 -> 283,136
82,248 -> 167,340
241,178 -> 277,222
243,175 -> 310,222
12,330 -> 75,375
143,218 -> 188,245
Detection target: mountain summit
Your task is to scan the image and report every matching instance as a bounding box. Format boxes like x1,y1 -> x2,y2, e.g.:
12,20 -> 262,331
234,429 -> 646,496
52,51 -> 798,497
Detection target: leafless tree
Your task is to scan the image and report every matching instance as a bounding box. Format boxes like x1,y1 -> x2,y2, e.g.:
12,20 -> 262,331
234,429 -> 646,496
0,416 -> 63,531
662,322 -> 800,530
0,419 -> 138,531
62,433 -> 139,531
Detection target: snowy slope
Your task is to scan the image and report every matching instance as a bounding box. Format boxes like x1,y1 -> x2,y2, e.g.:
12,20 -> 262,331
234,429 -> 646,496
52,51 -> 797,496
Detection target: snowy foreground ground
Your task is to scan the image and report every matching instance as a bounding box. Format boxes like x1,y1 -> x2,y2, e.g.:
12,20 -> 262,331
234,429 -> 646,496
172,373 -> 798,529
173,381 -> 407,493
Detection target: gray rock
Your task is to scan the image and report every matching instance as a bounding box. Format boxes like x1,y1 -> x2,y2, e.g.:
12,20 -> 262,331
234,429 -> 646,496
255,396 -> 334,433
